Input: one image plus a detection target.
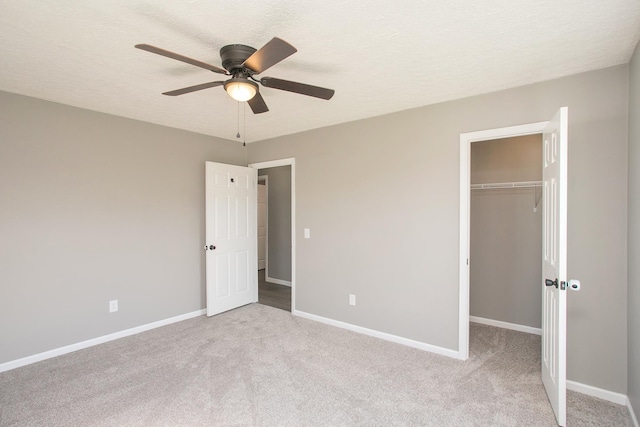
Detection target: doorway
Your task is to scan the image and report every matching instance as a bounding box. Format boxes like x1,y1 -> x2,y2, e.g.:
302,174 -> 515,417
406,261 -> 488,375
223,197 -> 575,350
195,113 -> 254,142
469,135 -> 543,337
459,120 -> 549,360
249,158 -> 295,313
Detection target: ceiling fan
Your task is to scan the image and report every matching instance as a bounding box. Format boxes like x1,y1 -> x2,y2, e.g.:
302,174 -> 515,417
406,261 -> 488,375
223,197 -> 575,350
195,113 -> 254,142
135,37 -> 335,114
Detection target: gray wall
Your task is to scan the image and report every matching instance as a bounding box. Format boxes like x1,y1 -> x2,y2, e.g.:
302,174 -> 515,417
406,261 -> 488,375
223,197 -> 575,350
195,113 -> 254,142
247,65 -> 629,393
258,166 -> 292,282
0,63 -> 632,397
470,135 -> 542,328
628,41 -> 640,418
0,90 -> 246,364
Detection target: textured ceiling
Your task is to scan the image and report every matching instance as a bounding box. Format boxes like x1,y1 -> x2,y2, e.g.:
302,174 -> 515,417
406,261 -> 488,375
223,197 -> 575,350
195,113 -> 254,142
1,1 -> 639,143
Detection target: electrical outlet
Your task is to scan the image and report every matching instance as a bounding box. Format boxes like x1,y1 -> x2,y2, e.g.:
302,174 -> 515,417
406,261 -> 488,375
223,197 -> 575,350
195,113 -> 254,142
349,294 -> 356,306
109,300 -> 118,313
304,228 -> 311,239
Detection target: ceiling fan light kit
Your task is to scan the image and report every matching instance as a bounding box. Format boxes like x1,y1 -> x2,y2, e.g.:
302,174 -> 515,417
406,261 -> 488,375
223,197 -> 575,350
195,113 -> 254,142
135,37 -> 334,114
224,78 -> 257,102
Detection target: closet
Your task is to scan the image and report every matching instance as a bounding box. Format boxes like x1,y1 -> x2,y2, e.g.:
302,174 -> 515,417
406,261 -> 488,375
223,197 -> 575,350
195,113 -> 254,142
469,134 -> 543,332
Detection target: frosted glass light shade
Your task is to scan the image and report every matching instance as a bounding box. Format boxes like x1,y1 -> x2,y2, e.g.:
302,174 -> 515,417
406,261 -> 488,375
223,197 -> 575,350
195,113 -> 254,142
224,79 -> 258,102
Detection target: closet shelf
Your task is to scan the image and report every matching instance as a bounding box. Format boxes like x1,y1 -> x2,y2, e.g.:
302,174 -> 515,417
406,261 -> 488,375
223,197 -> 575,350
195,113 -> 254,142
471,180 -> 542,190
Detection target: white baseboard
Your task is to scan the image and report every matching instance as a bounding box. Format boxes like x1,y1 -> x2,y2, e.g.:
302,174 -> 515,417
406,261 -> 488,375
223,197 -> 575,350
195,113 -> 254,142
0,309 -> 206,373
266,276 -> 292,287
470,316 -> 542,336
566,380 -> 627,405
469,317 -> 637,422
7,307 -> 635,426
470,317 -> 635,419
293,309 -> 461,360
565,382 -> 637,426
628,396 -> 639,427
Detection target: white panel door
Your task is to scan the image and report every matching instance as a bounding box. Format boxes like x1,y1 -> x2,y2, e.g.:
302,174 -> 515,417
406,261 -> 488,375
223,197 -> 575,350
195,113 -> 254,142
257,182 -> 267,270
541,107 -> 568,426
205,162 -> 257,316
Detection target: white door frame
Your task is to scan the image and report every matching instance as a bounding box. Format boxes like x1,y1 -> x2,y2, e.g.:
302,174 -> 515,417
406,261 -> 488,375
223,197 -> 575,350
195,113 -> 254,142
459,121 -> 548,360
257,175 -> 269,272
249,158 -> 296,312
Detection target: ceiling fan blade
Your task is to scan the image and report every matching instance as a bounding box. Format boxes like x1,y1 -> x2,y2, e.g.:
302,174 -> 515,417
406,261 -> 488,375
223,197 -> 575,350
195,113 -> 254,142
135,44 -> 227,75
242,37 -> 297,74
162,81 -> 224,96
247,91 -> 269,114
260,77 -> 335,100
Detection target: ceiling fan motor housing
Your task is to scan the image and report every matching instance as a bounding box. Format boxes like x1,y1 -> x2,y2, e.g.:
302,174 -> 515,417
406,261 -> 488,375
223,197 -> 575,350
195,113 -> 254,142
220,44 -> 257,74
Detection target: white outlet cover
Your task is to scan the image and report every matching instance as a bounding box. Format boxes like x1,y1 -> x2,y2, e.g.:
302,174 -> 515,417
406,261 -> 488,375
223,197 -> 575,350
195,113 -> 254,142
349,294 -> 356,306
109,300 -> 118,313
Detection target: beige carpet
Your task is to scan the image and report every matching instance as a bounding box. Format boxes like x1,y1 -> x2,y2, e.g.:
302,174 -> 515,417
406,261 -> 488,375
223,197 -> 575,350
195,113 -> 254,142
0,304 -> 633,426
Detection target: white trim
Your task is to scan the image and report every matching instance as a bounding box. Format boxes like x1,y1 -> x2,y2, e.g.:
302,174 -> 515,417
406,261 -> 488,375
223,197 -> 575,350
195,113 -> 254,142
459,121 -> 548,361
257,175 -> 268,272
249,158 -> 295,312
628,396 -> 640,427
459,134 -> 470,360
266,276 -> 292,287
0,309 -> 206,373
566,380 -> 628,406
249,158 -> 295,170
566,380 -> 638,426
294,310 -> 462,360
470,315 -> 542,335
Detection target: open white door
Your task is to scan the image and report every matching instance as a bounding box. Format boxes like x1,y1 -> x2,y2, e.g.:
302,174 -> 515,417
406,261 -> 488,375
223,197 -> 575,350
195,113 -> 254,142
541,107 -> 568,426
205,162 -> 257,316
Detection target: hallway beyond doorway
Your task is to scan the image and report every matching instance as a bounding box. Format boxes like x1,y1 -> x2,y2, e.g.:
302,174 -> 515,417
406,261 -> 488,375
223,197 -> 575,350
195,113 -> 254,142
258,269 -> 291,312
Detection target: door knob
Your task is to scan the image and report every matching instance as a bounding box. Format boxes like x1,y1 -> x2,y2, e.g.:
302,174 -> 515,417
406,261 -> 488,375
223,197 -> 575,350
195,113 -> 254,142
545,278 -> 558,288
204,245 -> 216,251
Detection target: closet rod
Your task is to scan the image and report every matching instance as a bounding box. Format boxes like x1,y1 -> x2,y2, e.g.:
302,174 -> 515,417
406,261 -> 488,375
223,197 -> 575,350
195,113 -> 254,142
471,180 -> 542,190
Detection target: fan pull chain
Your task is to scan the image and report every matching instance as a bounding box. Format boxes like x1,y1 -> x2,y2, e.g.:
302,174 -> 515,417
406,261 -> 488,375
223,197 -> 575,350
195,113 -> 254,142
234,102 -> 247,146
236,101 -> 241,139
